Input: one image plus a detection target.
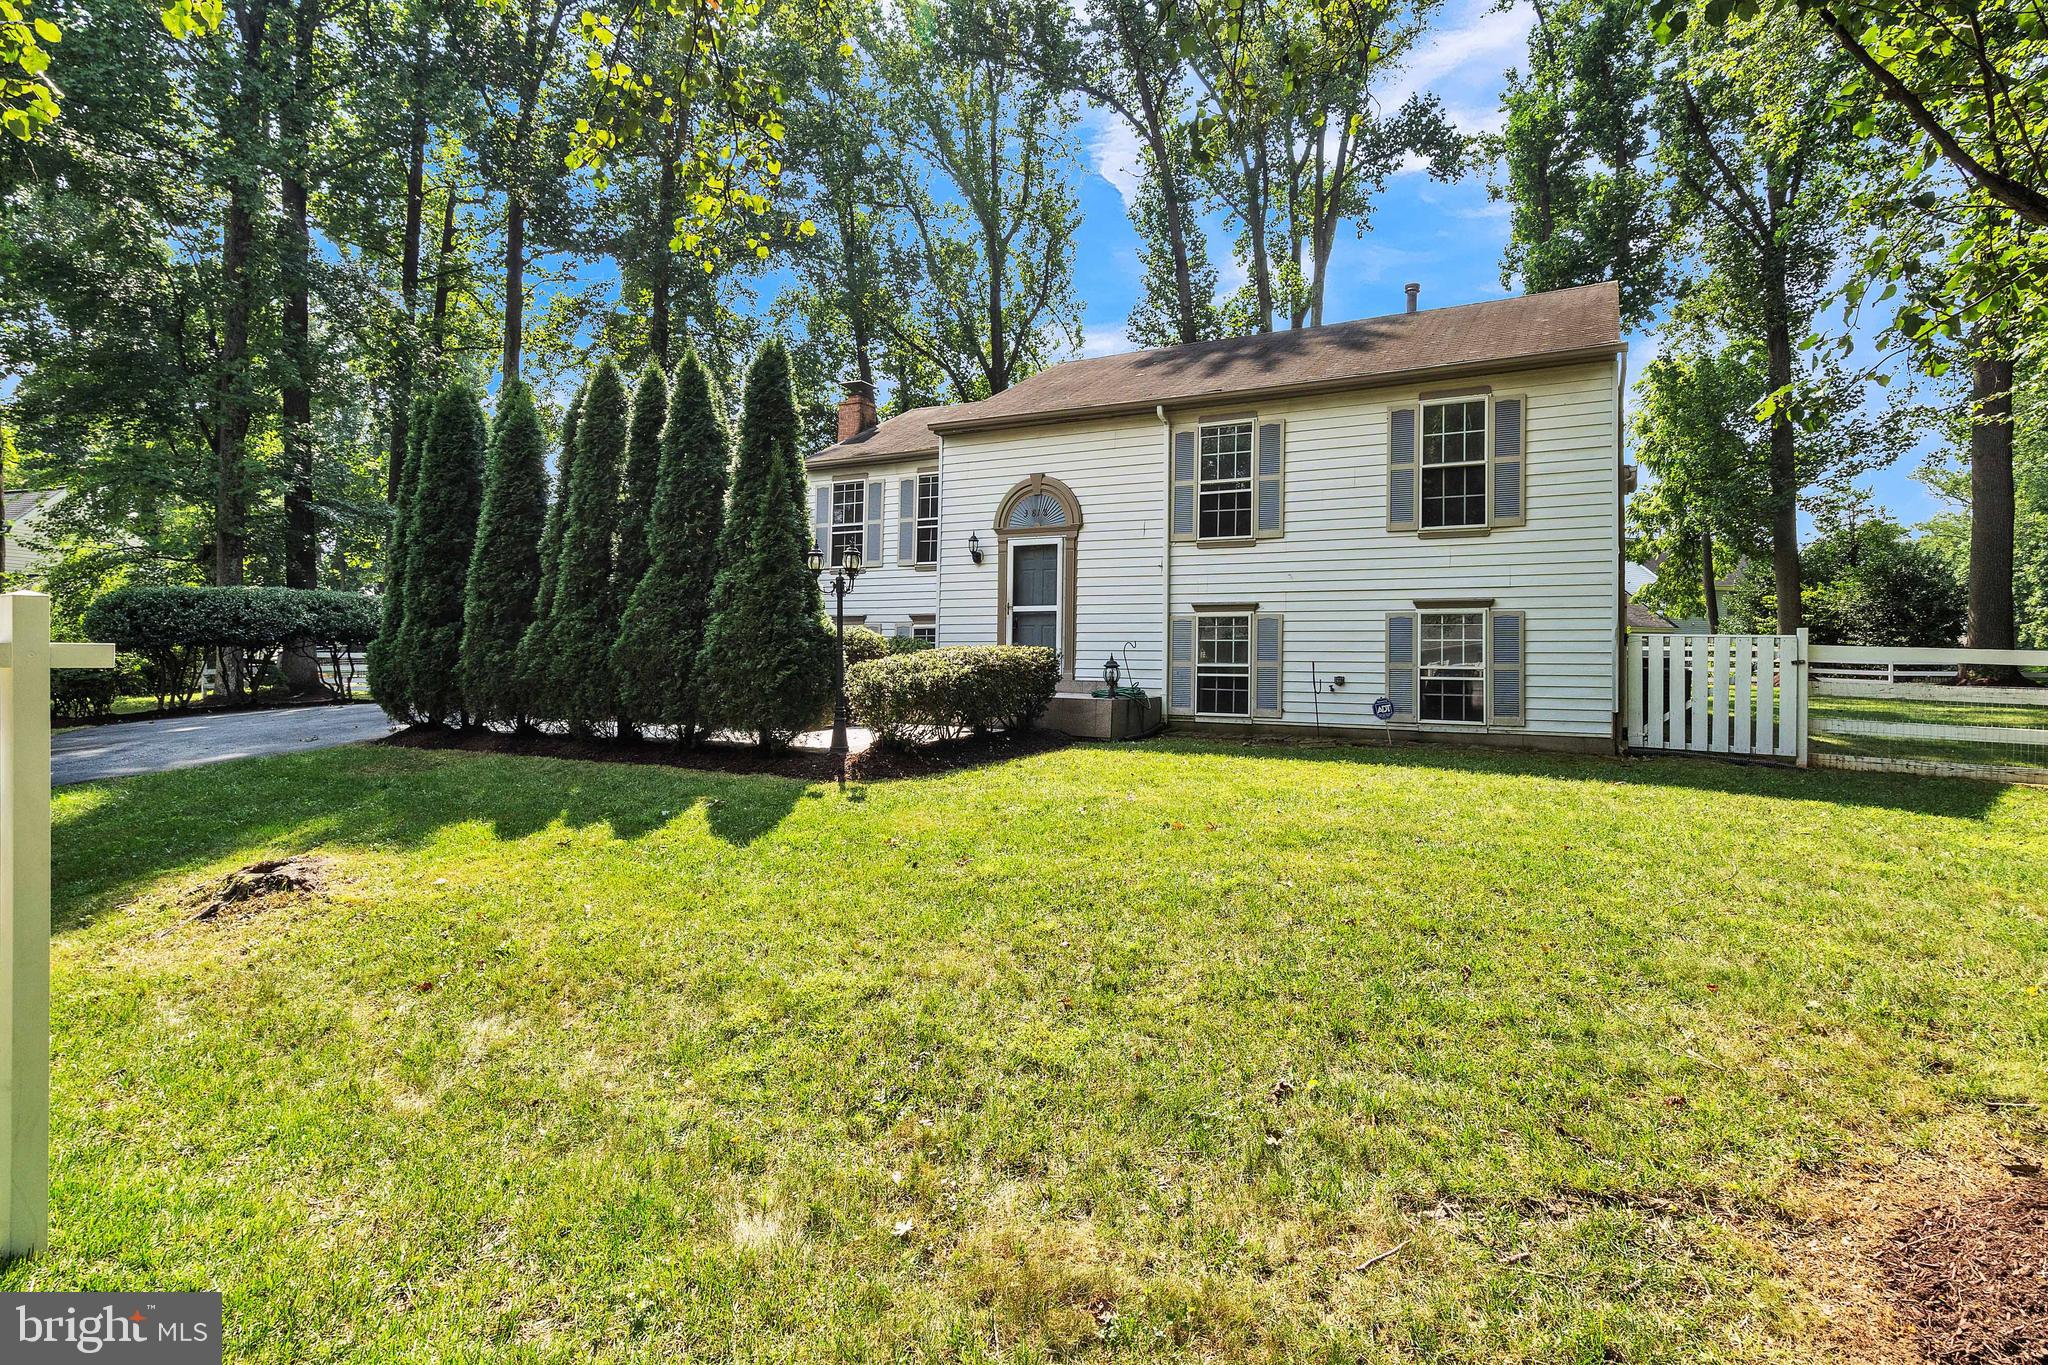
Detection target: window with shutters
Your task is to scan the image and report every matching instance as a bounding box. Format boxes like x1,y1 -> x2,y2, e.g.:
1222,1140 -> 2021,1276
830,480 -> 865,566
914,472 -> 939,565
1195,614 -> 1252,716
1198,420 -> 1255,540
1420,398 -> 1487,530
1419,610 -> 1486,723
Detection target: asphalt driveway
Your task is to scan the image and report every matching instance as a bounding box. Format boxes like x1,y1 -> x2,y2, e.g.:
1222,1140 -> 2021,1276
54,704 -> 398,786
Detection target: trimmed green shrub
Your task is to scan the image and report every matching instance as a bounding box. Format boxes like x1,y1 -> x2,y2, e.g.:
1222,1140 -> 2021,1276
887,633 -> 934,656
51,670 -> 118,722
846,645 -> 1060,747
612,349 -> 730,739
536,359 -> 629,731
393,383 -> 487,725
614,364 -> 667,608
840,624 -> 891,667
82,586 -> 379,711
368,392 -> 433,718
460,380 -> 549,727
695,341 -> 835,748
521,379 -> 586,696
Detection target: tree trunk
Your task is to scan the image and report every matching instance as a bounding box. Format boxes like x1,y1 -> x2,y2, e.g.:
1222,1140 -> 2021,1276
1701,531 -> 1720,633
1967,344 -> 2018,679
1247,145 -> 1272,333
1764,323 -> 1801,633
390,82 -> 428,502
503,193 -> 525,387
280,0 -> 321,594
649,118 -> 678,370
213,0 -> 270,588
430,188 -> 457,355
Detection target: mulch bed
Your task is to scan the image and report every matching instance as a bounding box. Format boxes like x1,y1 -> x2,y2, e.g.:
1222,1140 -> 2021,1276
1877,1176 -> 2048,1363
381,724 -> 1077,782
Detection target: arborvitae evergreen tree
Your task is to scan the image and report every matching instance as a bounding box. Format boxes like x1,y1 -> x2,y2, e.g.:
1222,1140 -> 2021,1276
369,392 -> 434,721
538,358 -> 629,732
459,380 -> 549,727
518,381 -> 584,702
615,364 -> 667,606
394,383 -> 487,725
613,349 -> 731,739
695,341 -> 834,748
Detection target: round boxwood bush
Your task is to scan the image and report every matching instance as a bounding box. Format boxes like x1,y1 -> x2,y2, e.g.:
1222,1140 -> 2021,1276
846,644 -> 1060,747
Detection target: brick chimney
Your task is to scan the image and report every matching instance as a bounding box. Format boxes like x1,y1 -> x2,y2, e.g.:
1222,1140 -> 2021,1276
1404,282 -> 1420,313
836,379 -> 878,443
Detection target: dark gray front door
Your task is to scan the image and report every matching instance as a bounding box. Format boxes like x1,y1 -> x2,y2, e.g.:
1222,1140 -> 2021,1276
1010,542 -> 1059,652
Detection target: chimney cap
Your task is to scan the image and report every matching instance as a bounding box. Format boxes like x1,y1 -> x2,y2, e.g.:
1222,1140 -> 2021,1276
1404,282 -> 1420,313
841,377 -> 876,398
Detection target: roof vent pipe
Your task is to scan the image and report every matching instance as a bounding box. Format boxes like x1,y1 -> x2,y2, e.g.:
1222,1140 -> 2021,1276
1404,282 -> 1420,314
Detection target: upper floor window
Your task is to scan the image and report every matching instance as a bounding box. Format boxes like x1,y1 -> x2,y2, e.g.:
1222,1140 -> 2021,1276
1421,398 -> 1487,530
915,472 -> 940,565
830,480 -> 865,566
1198,420 -> 1255,540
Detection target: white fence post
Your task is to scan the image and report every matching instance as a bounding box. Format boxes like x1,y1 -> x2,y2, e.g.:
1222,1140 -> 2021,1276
1792,627 -> 1810,768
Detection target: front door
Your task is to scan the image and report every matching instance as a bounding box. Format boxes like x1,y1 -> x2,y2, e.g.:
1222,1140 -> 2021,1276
1008,539 -> 1061,659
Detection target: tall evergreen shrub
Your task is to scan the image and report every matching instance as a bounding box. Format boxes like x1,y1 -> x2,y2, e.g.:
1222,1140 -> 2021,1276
615,364 -> 667,605
695,341 -> 834,747
368,392 -> 433,720
518,380 -> 584,702
393,383 -> 486,725
613,348 -> 731,739
538,358 -> 629,731
459,380 -> 549,726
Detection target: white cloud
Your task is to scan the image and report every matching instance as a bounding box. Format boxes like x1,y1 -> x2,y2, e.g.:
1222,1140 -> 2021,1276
1080,324 -> 1132,358
1381,0 -> 1531,123
1085,110 -> 1145,213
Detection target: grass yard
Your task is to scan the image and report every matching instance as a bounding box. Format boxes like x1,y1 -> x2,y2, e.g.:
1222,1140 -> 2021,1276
1810,692 -> 2048,771
10,739 -> 2047,1361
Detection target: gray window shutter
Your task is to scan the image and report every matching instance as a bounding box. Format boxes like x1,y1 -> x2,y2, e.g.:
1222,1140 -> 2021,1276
897,478 -> 916,563
1253,613 -> 1283,717
1255,419 -> 1285,538
1386,611 -> 1417,722
1170,429 -> 1197,541
1168,614 -> 1194,714
865,479 -> 885,563
814,484 -> 830,560
1491,395 -> 1525,527
1388,406 -> 1418,532
1490,610 -> 1526,726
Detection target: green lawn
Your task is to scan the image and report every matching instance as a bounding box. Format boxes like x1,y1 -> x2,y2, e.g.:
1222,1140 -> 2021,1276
1810,692 -> 2048,771
13,740 -> 2048,1361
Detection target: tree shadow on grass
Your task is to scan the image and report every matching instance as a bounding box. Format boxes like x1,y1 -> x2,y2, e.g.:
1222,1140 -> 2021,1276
1132,734 -> 2015,822
51,745 -> 813,932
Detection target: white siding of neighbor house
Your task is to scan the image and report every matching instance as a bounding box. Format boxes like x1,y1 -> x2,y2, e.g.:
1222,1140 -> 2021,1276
936,413 -> 1169,692
934,357 -> 1620,738
805,456 -> 939,634
1161,360 -> 1621,738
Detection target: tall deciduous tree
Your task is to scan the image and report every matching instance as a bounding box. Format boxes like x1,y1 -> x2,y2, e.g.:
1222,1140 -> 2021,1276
460,380 -> 548,725
394,382 -> 486,726
613,348 -> 730,738
1126,148 -> 1222,348
695,341 -> 833,748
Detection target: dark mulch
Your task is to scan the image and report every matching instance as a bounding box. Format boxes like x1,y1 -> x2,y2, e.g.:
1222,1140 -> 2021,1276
380,724 -> 1077,782
1878,1177 -> 2048,1363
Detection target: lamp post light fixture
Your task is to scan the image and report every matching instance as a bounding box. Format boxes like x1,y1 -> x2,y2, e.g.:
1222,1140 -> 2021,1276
1101,654 -> 1121,697
813,545 -> 862,789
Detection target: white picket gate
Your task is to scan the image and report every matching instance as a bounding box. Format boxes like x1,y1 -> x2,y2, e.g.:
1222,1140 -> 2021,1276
1625,630 -> 1807,763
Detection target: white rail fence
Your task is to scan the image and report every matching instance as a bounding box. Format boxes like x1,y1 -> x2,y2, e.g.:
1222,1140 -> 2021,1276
2,593 -> 114,1256
199,649 -> 369,700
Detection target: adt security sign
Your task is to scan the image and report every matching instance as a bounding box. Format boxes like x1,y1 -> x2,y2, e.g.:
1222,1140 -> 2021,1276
1371,696 -> 1395,722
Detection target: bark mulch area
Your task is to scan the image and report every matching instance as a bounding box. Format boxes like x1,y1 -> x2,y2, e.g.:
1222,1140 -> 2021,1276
381,724 -> 1077,783
1877,1176 -> 2048,1364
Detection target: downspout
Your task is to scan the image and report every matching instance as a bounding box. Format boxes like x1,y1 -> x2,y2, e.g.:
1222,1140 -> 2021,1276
1613,347 -> 1629,754
1158,404 -> 1172,714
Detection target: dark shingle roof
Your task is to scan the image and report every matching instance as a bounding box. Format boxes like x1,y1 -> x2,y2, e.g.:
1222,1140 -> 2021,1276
807,283 -> 1621,465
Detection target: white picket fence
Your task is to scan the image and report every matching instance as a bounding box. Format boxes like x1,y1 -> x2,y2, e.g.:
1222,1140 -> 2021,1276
200,649 -> 369,699
1625,631 -> 1807,761
1,594 -> 114,1256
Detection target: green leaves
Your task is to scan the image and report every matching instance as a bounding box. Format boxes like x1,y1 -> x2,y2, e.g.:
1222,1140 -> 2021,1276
2,0 -> 61,139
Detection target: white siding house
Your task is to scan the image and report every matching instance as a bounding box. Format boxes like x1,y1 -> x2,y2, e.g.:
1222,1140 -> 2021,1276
808,284 -> 1627,753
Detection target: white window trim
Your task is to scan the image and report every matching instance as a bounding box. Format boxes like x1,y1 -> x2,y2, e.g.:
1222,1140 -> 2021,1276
914,470 -> 940,567
1194,612 -> 1253,718
1196,418 -> 1256,543
910,615 -> 937,645
829,479 -> 865,566
1418,607 -> 1487,726
1419,396 -> 1489,532
1006,536 -> 1062,653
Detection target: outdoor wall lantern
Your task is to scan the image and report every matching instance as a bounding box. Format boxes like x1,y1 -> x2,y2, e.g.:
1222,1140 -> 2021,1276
967,531 -> 983,565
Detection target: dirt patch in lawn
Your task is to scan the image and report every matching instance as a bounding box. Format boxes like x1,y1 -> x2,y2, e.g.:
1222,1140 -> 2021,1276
179,854 -> 331,925
1766,1152 -> 2048,1363
381,724 -> 1076,782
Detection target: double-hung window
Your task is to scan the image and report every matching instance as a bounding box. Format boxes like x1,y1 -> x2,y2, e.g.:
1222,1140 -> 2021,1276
911,616 -> 937,645
1420,398 -> 1487,530
829,480 -> 865,566
1419,610 -> 1486,723
1195,614 -> 1251,716
1198,420 -> 1255,540
914,472 -> 940,565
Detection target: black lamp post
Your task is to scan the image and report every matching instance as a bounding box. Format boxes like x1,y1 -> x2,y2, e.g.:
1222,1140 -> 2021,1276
809,544 -> 862,789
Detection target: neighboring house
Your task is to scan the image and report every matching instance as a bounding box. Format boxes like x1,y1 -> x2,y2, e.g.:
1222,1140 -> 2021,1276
807,282 -> 1628,752
2,487 -> 67,586
1627,603 -> 1677,634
